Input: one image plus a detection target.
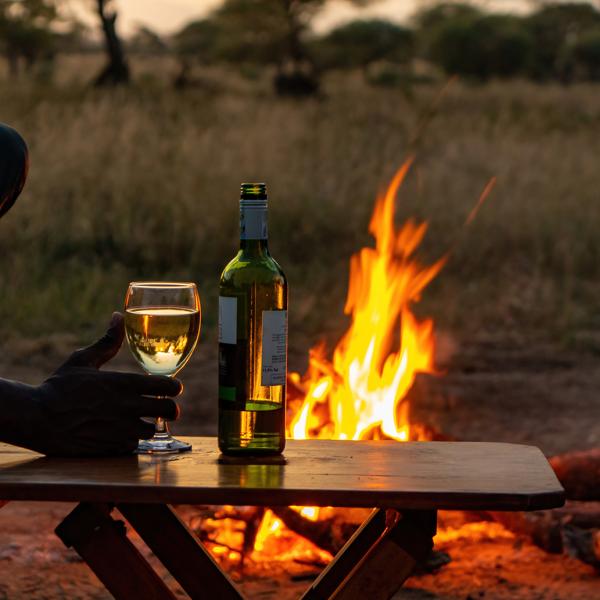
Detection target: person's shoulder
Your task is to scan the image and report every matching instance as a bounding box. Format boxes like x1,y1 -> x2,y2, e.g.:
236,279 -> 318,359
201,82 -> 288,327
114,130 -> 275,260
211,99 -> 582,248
0,123 -> 29,219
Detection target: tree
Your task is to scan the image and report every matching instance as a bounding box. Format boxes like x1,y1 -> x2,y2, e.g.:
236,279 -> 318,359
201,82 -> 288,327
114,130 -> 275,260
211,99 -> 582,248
0,0 -> 59,77
524,3 -> 600,81
573,28 -> 600,80
214,0 -> 319,95
128,26 -> 167,55
171,19 -> 223,89
421,10 -> 533,80
211,0 -> 371,96
317,19 -> 414,77
173,19 -> 221,64
93,0 -> 129,86
412,1 -> 481,30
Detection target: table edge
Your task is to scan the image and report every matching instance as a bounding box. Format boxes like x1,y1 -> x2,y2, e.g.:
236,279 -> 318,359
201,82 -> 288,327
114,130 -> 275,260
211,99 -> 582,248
0,482 -> 565,511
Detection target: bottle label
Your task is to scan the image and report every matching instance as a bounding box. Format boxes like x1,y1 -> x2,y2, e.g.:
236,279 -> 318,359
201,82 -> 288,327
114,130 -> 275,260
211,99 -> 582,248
219,295 -> 244,404
261,310 -> 287,386
218,296 -> 237,344
240,206 -> 268,240
219,340 -> 246,404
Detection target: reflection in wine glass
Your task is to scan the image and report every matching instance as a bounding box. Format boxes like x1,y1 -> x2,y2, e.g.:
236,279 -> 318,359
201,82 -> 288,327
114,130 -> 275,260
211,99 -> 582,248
125,282 -> 201,454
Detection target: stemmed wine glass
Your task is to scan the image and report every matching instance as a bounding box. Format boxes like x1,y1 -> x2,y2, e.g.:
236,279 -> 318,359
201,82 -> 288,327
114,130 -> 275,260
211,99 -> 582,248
124,282 -> 201,454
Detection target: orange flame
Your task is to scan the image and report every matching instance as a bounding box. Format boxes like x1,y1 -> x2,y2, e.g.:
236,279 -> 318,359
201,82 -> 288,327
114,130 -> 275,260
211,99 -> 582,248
289,158 -> 445,443
251,509 -> 332,564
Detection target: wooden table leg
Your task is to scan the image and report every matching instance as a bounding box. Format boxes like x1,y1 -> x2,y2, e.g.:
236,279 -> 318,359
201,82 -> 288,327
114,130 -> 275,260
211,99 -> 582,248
302,508 -> 436,600
56,503 -> 433,600
118,502 -> 243,600
55,502 -> 177,600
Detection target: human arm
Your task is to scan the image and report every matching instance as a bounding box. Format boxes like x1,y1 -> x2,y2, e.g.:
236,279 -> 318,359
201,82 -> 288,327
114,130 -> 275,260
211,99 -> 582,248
0,312 -> 182,456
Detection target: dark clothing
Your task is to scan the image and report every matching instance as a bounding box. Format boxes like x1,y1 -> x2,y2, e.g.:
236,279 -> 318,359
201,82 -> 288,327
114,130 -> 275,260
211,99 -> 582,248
0,123 -> 28,218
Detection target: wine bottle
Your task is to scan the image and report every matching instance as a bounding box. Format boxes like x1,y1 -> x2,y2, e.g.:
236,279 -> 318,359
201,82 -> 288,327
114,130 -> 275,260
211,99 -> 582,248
218,183 -> 288,455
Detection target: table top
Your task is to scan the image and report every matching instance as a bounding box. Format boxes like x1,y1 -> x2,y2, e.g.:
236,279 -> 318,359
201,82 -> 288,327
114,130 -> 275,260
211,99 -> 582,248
0,437 -> 564,511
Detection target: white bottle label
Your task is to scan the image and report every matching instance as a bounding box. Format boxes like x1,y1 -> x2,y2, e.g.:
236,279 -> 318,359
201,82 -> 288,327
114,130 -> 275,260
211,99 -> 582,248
218,296 -> 237,344
240,206 -> 268,240
261,310 -> 287,386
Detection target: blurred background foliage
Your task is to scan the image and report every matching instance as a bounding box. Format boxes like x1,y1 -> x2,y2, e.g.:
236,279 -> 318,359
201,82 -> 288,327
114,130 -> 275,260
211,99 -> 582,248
4,1 -> 600,87
1,0 -> 600,354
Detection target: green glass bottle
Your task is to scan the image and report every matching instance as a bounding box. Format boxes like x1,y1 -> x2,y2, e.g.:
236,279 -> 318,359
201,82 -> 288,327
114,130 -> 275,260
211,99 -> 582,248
218,183 -> 288,455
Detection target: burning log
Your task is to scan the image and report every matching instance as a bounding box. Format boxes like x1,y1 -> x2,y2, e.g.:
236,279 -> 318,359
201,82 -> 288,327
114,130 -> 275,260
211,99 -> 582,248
562,525 -> 600,569
270,507 -> 361,556
491,502 -> 600,569
550,448 -> 600,501
241,507 -> 265,564
490,447 -> 600,568
176,505 -> 251,560
447,448 -> 600,569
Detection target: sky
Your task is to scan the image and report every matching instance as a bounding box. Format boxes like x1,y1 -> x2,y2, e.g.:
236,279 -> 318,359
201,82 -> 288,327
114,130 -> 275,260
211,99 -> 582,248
96,0 -> 531,36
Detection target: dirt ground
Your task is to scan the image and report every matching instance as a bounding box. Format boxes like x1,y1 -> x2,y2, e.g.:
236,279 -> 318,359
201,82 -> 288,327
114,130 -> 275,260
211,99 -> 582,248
0,332 -> 599,599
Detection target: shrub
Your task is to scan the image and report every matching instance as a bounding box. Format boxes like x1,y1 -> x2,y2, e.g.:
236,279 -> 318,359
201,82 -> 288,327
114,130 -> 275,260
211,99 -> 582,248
573,28 -> 600,81
318,19 -> 414,73
427,14 -> 533,80
524,3 -> 600,81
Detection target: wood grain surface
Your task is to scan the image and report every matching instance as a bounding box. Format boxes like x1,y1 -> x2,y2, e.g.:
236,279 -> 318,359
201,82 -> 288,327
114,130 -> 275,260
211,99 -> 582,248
0,438 -> 564,511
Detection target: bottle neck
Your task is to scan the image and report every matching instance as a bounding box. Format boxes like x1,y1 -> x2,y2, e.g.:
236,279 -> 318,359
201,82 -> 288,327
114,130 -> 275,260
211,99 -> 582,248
240,238 -> 269,255
239,199 -> 269,255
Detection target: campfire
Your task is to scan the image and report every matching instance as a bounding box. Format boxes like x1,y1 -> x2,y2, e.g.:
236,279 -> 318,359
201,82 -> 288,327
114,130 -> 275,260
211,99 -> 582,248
184,158 -> 450,566
287,158 -> 444,445
182,161 -> 599,574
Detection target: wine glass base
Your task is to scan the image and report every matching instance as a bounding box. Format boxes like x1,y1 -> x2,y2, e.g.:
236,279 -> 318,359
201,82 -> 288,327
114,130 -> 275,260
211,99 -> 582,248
136,436 -> 192,454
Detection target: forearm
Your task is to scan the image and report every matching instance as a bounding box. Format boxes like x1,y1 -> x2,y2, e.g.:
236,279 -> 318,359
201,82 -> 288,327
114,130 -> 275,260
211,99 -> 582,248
0,313 -> 181,457
0,378 -> 43,450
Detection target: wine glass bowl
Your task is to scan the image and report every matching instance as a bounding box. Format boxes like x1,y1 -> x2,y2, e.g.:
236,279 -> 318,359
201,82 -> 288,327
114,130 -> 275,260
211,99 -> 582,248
125,282 -> 201,454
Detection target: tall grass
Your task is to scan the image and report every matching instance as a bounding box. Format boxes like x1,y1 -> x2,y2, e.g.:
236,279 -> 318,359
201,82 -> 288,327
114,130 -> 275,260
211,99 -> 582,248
1,65 -> 600,350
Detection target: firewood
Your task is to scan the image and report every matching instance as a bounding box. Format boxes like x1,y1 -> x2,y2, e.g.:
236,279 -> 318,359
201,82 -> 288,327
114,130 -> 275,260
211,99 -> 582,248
491,502 -> 600,540
562,526 -> 600,568
241,507 -> 265,565
270,507 -> 358,556
491,502 -> 600,569
199,536 -> 241,556
491,510 -> 562,553
550,448 -> 600,500
551,501 -> 600,529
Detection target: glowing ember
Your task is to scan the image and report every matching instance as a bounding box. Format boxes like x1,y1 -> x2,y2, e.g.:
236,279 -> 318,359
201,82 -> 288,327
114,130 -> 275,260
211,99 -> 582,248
251,509 -> 332,564
435,521 -> 515,544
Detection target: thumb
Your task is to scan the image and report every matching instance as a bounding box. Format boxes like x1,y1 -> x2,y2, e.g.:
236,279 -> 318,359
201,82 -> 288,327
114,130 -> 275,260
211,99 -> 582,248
64,312 -> 125,369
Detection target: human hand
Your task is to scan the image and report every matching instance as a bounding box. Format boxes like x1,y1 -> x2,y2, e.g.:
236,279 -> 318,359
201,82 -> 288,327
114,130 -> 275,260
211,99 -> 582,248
22,313 -> 182,457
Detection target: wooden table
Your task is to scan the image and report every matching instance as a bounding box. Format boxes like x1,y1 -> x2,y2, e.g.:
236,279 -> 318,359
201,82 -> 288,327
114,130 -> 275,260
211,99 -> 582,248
0,437 -> 564,600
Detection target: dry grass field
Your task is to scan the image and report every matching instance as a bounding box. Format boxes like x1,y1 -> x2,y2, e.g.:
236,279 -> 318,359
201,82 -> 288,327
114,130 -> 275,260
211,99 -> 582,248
1,56 -> 600,600
1,56 -> 600,352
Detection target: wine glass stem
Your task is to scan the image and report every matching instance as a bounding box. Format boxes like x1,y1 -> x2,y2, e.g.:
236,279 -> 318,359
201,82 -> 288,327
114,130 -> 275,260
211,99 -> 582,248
154,410 -> 170,439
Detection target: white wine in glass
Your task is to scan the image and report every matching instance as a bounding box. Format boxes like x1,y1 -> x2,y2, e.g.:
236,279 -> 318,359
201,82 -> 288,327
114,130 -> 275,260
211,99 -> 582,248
125,282 -> 201,453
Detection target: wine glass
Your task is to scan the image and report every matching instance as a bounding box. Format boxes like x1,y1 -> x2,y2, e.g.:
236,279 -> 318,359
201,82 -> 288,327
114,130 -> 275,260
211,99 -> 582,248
124,282 -> 201,454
